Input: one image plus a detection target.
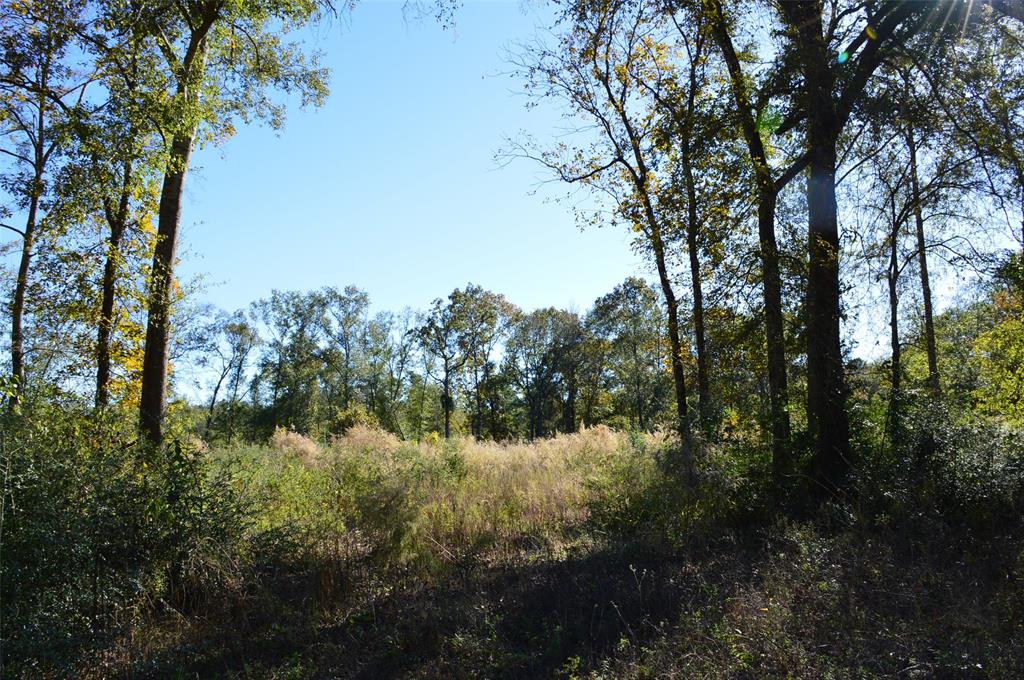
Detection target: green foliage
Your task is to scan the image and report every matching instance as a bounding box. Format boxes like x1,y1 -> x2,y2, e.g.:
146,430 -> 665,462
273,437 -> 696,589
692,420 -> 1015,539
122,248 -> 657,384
974,253 -> 1024,425
0,401 -> 254,674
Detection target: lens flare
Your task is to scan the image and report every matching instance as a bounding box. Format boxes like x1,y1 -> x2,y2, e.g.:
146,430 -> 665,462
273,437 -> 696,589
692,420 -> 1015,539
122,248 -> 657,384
837,51 -> 850,65
865,25 -> 878,40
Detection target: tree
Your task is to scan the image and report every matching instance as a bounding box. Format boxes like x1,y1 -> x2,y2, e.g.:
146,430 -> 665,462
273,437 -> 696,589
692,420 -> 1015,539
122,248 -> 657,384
449,284 -> 517,439
510,0 -> 700,472
974,253 -> 1024,425
133,0 -> 330,444
359,309 -> 415,437
0,0 -> 89,406
702,0 -> 803,481
504,308 -> 571,439
251,290 -> 329,436
417,295 -> 467,439
78,23 -> 163,409
766,0 -> 939,494
198,310 -> 258,438
589,277 -> 669,430
323,285 -> 370,412
941,11 -> 1024,250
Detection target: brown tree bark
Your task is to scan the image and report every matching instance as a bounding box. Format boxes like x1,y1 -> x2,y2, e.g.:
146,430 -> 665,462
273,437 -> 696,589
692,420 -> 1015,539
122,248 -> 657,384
441,372 -> 452,439
139,134 -> 194,445
650,223 -> 694,476
780,0 -> 853,495
906,130 -> 941,399
137,5 -> 216,445
706,3 -> 792,484
96,159 -> 133,408
805,129 -> 853,495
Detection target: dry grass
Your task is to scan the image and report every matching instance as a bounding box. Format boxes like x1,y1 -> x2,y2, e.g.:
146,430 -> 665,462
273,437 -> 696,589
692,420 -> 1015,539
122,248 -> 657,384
300,425 -> 647,568
269,425 -> 322,463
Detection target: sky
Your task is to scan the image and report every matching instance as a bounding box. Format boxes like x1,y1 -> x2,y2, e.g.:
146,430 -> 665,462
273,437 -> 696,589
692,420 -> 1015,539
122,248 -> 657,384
176,0 -> 646,318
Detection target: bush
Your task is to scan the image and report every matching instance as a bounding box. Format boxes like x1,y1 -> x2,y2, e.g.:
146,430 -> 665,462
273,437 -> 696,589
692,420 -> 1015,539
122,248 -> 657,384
269,426 -> 321,463
0,401 -> 256,675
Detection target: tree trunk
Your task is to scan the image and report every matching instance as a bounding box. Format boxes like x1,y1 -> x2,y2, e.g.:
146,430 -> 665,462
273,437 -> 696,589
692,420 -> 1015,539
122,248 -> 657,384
758,191 -> 793,486
9,62 -> 51,409
485,362 -> 499,439
805,147 -> 853,494
96,159 -> 133,408
683,148 -> 710,433
887,218 -> 902,441
139,134 -> 194,445
707,5 -> 791,486
10,186 -> 39,407
779,1 -> 853,496
805,109 -> 853,496
474,363 -> 482,439
906,130 -> 941,398
442,372 -> 451,439
205,366 -> 230,435
650,227 -> 693,476
95,234 -> 121,408
564,365 -> 577,433
635,370 -> 643,430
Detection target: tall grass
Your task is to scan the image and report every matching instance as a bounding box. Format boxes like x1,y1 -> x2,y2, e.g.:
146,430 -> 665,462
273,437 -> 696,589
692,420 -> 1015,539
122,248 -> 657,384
237,425 -> 664,576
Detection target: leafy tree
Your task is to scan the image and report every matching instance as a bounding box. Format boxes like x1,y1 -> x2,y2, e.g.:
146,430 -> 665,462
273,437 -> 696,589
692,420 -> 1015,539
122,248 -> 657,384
449,284 -> 518,439
251,290 -> 328,436
702,0 -> 804,479
588,277 -> 669,431
509,0 -> 700,471
197,309 -> 259,439
323,285 -> 370,412
504,307 -> 582,439
359,309 -> 415,437
974,253 -> 1024,425
0,0 -> 90,406
417,295 -> 468,439
132,0 -> 330,444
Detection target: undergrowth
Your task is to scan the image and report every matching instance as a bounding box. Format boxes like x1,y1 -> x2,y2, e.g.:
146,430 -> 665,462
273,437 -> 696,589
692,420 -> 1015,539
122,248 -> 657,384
2,404 -> 1023,678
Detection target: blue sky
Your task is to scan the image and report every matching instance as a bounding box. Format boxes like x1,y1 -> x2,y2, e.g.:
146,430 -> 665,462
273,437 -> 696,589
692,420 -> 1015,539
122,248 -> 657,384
177,0 -> 645,317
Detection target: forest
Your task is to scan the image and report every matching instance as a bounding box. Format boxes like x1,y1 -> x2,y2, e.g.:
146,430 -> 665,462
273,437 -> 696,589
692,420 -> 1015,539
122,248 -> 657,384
2,0 -> 1024,677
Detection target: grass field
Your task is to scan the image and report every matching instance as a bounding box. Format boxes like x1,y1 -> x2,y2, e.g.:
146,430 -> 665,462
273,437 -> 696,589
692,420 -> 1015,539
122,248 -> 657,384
23,425 -> 1015,679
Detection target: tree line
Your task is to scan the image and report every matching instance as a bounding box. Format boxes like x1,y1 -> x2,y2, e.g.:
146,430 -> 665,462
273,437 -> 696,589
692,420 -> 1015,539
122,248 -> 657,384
183,278 -> 685,446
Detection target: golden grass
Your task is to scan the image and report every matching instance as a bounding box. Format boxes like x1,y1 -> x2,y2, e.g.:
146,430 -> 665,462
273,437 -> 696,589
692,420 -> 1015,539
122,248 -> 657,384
252,425 -> 659,571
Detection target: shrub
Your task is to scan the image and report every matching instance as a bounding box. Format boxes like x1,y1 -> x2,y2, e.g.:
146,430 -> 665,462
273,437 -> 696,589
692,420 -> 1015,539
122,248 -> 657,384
0,401 -> 256,675
269,426 -> 321,463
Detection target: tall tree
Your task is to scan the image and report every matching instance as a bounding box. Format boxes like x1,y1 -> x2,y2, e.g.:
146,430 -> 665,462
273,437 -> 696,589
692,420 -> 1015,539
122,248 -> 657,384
771,0 -> 935,494
505,308 -> 568,439
589,277 -> 669,431
510,0 -> 701,473
134,0 -> 329,444
450,284 -> 516,439
702,0 -> 802,483
323,285 -> 370,411
81,24 -> 163,409
417,295 -> 467,439
198,309 -> 258,437
0,0 -> 88,406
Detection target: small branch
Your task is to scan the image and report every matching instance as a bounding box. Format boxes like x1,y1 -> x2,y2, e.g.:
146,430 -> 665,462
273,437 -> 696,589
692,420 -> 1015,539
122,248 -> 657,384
0,223 -> 26,238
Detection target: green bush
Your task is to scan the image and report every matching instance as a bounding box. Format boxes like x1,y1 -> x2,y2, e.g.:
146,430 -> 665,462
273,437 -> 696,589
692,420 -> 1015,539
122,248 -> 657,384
0,400 -> 255,675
